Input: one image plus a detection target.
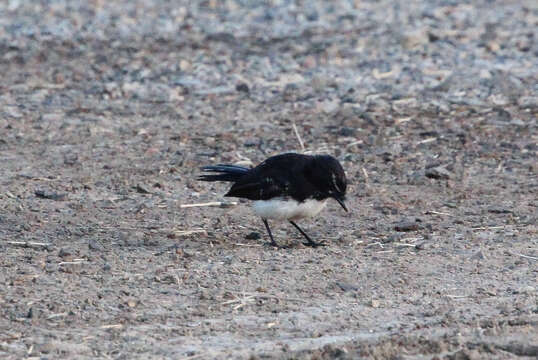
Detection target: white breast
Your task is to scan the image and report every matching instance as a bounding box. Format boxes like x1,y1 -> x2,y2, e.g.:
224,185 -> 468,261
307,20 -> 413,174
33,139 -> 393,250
252,198 -> 328,221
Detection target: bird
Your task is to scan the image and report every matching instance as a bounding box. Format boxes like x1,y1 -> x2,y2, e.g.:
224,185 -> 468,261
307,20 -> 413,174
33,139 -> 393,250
198,153 -> 348,248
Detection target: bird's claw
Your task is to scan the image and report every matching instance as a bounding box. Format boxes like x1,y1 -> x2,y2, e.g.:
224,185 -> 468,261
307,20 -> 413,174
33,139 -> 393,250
303,241 -> 327,248
265,241 -> 288,249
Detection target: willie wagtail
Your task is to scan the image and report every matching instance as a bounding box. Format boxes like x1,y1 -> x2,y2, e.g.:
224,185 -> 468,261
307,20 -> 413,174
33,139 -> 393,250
198,153 -> 348,247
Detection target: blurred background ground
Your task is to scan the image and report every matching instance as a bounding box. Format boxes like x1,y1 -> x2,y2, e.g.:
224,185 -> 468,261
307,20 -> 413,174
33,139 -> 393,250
0,0 -> 536,359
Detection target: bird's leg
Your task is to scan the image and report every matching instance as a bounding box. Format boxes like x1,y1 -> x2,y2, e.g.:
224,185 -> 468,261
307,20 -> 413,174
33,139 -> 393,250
262,219 -> 280,248
289,221 -> 326,247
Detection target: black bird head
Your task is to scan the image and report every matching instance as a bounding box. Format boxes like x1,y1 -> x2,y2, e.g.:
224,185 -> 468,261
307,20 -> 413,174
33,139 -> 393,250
307,155 -> 348,212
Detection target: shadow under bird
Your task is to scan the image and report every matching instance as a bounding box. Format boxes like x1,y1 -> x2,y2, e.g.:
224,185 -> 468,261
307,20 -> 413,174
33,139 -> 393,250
198,153 -> 348,247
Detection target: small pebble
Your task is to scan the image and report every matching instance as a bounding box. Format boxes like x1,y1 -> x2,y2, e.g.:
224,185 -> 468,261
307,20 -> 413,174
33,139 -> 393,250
245,232 -> 261,240
58,248 -> 73,258
425,167 -> 451,180
35,189 -> 67,201
394,221 -> 420,232
235,82 -> 250,93
415,242 -> 430,250
88,239 -> 104,252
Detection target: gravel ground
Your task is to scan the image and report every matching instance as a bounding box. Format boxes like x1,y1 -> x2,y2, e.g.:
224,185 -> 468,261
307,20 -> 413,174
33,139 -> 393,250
0,0 -> 537,359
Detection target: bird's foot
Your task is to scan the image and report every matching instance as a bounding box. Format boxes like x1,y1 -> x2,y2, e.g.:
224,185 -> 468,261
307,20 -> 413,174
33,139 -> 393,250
302,240 -> 327,248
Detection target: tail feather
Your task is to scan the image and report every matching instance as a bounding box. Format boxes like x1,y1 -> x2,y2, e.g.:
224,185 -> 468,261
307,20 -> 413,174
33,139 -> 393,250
198,164 -> 249,182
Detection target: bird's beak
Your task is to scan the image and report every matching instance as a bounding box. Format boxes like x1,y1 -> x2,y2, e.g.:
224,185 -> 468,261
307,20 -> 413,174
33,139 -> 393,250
335,197 -> 348,212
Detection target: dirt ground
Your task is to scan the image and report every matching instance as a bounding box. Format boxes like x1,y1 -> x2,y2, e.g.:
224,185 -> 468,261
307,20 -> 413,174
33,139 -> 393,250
0,1 -> 537,359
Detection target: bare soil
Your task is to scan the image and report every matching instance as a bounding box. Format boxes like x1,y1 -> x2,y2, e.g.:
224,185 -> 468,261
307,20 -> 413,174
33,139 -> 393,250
0,1 -> 537,359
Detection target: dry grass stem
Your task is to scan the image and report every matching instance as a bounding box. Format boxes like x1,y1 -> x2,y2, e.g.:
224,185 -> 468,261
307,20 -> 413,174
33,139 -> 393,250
361,167 -> 369,180
395,117 -> 412,124
7,241 -> 51,248
221,292 -> 305,309
235,152 -> 253,167
400,237 -> 422,242
472,225 -> 505,231
292,122 -> 305,152
417,138 -> 437,145
180,201 -> 237,208
173,229 -> 207,236
510,252 -> 538,261
58,260 -> 86,265
426,210 -> 452,216
345,140 -> 364,148
47,313 -> 68,320
100,324 -> 124,329
367,241 -> 384,248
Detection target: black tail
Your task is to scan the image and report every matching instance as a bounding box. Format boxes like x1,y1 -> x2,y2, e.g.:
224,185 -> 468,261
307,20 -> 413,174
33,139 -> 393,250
198,164 -> 249,182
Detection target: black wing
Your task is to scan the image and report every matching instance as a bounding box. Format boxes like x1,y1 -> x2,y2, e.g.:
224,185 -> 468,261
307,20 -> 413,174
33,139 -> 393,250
224,153 -> 311,200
